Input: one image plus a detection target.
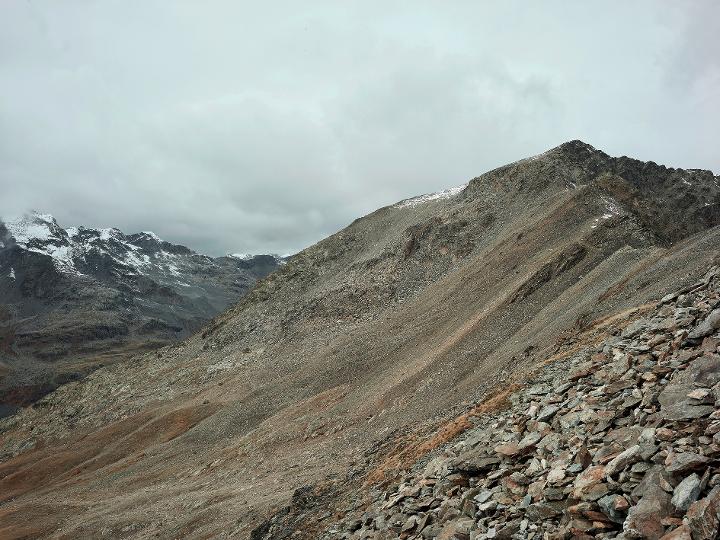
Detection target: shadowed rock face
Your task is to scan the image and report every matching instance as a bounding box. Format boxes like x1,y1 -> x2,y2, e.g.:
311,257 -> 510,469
0,141 -> 718,539
0,214 -> 283,416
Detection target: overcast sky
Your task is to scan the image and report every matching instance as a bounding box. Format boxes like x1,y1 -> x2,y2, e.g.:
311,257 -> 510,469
1,2 -> 718,256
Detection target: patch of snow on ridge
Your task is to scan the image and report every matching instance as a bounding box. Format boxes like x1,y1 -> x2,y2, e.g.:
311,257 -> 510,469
164,262 -> 183,277
99,228 -> 121,241
602,197 -> 622,216
591,197 -> 623,229
9,268 -> 15,280
139,231 -> 161,241
394,183 -> 467,209
124,250 -> 151,270
228,253 -> 260,261
4,214 -> 57,244
3,213 -> 84,274
43,245 -> 79,272
524,149 -> 553,163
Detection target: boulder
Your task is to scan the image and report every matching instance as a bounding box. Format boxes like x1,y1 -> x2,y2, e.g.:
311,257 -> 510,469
623,476 -> 672,539
657,356 -> 720,420
605,445 -> 643,478
687,308 -> 720,340
573,465 -> 607,500
437,517 -> 473,540
451,452 -> 502,475
671,473 -> 701,512
598,494 -> 627,524
537,405 -> 560,422
665,452 -> 709,475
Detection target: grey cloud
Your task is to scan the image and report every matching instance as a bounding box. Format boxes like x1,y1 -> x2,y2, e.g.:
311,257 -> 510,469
0,1 -> 718,256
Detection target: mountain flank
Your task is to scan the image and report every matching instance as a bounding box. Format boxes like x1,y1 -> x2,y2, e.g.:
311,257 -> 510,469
0,213 -> 282,416
0,141 -> 718,539
269,266 -> 720,539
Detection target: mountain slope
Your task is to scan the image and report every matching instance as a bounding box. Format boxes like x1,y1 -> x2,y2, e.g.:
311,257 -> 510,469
292,266 -> 720,539
0,213 -> 282,416
0,142 -> 718,539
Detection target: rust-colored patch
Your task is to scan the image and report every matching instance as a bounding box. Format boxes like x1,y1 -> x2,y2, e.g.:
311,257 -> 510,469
586,303 -> 655,330
365,383 -> 520,486
597,252 -> 664,301
170,509 -> 215,539
0,403 -> 217,503
281,385 -> 349,421
0,504 -> 60,540
542,303 -> 655,367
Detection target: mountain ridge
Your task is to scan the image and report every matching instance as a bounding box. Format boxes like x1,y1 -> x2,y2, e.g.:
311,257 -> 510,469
0,141 -> 718,538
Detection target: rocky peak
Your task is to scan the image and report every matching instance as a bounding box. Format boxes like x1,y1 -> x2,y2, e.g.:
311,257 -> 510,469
1,212 -> 213,278
3,211 -> 68,245
550,139 -> 605,161
462,142 -> 720,246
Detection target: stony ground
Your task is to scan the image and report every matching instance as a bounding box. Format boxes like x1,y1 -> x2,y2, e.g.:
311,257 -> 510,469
295,267 -> 720,540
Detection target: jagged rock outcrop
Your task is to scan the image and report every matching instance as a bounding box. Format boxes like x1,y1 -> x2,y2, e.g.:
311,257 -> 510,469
0,142 -> 718,539
0,212 -> 282,415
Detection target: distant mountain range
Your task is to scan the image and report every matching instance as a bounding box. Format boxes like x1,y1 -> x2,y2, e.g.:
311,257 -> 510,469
0,212 -> 283,416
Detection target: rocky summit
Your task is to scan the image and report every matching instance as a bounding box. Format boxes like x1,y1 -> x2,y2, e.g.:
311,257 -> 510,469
0,142 -> 718,539
0,212 -> 282,416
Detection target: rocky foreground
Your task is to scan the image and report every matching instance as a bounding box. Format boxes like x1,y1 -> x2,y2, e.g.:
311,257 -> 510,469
257,267 -> 720,539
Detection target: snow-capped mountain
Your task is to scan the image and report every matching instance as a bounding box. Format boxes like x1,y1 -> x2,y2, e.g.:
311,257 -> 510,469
0,212 -> 283,416
2,212 -> 284,284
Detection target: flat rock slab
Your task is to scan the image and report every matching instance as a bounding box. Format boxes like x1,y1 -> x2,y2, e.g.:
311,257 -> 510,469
657,356 -> 720,420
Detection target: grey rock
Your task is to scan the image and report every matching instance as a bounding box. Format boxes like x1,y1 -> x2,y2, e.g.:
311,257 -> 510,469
671,473 -> 702,512
518,431 -> 542,450
536,405 -> 560,422
451,452 -> 502,475
474,491 -> 494,504
665,452 -> 710,475
605,445 -> 642,478
623,476 -> 672,539
657,356 -> 720,420
686,486 -> 720,540
598,494 -> 626,524
688,308 -> 720,339
524,502 -> 563,521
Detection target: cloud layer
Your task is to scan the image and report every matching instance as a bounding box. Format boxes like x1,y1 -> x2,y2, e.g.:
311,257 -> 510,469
1,1 -> 718,255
